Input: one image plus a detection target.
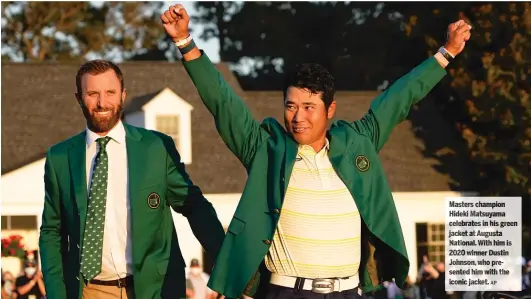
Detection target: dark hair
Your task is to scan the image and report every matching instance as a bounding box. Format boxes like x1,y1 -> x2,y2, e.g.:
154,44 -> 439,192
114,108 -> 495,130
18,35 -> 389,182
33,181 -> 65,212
282,63 -> 336,109
76,60 -> 124,98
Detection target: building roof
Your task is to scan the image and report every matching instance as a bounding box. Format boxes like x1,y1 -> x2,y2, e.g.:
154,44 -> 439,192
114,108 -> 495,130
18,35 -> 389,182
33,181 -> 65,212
1,61 -> 470,193
123,89 -> 163,114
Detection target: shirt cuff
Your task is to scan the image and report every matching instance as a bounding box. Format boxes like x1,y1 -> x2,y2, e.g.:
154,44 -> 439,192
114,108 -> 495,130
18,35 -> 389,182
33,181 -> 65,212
434,52 -> 449,68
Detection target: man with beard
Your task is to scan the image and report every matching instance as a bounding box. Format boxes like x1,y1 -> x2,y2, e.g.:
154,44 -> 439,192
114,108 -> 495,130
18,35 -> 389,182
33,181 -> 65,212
39,59 -> 225,299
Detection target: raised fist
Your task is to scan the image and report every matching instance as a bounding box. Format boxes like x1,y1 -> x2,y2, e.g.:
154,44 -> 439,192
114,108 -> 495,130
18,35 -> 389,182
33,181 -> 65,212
445,19 -> 472,56
160,4 -> 190,42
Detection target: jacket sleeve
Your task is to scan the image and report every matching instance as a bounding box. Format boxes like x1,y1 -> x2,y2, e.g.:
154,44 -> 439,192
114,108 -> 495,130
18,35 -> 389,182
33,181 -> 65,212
39,150 -> 68,299
182,51 -> 270,170
162,134 -> 225,261
351,56 -> 447,152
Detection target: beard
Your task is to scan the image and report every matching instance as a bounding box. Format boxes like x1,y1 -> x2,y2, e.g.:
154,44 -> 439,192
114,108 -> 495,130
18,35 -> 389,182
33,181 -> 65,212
81,100 -> 124,133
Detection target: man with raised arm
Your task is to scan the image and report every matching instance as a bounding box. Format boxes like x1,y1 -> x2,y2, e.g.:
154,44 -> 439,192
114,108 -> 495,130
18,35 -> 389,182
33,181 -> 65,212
160,4 -> 471,299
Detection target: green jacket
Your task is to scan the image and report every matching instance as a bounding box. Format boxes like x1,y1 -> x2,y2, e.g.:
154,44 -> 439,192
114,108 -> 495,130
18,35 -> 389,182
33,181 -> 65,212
39,124 -> 225,299
183,52 -> 446,298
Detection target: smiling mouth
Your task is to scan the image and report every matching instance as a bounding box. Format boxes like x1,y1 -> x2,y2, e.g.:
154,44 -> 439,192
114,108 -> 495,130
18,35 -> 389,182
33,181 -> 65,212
293,127 -> 308,133
95,111 -> 111,116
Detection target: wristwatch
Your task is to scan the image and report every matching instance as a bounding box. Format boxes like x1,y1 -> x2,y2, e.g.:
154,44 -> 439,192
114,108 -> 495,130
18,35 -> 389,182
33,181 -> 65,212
438,47 -> 455,63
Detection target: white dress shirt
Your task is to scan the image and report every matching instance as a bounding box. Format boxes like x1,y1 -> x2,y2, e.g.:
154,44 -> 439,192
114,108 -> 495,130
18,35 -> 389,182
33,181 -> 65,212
85,121 -> 133,280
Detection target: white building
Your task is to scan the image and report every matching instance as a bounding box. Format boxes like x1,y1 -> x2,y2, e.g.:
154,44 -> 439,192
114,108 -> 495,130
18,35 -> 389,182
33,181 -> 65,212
1,61 -> 473,282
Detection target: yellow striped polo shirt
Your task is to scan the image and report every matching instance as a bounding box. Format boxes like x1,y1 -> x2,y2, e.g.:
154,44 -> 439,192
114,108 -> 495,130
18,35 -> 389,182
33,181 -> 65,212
265,139 -> 361,279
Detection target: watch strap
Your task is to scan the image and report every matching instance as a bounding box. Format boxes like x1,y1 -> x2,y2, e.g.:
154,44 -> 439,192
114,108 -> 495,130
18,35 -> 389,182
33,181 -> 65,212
438,47 -> 455,63
179,39 -> 196,55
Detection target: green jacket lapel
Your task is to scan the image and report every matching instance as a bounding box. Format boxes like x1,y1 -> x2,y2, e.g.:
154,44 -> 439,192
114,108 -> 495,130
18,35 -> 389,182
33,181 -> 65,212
328,128 -> 351,184
124,125 -> 146,213
328,128 -> 368,215
67,132 -> 88,236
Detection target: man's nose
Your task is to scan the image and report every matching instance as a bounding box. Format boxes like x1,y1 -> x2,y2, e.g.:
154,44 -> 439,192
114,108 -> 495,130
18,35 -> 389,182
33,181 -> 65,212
97,93 -> 109,107
293,110 -> 304,122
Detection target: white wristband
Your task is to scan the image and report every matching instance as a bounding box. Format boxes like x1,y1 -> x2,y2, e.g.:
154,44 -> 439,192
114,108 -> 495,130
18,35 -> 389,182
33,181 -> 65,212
174,35 -> 193,48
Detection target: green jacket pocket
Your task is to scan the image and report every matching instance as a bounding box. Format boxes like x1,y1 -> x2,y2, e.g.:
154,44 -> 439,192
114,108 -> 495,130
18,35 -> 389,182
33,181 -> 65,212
227,217 -> 246,235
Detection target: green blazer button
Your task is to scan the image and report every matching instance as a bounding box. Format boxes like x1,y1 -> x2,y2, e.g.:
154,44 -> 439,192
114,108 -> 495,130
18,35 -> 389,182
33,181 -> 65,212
263,239 -> 271,245
273,209 -> 280,214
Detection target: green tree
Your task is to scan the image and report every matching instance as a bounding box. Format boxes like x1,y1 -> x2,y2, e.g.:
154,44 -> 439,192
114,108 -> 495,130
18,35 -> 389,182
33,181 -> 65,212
391,2 -> 531,252
1,1 -> 166,62
412,3 -> 530,204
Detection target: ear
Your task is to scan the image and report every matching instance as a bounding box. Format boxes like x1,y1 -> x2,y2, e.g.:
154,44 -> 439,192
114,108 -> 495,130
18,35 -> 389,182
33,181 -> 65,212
326,101 -> 337,120
75,93 -> 82,106
121,88 -> 127,104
